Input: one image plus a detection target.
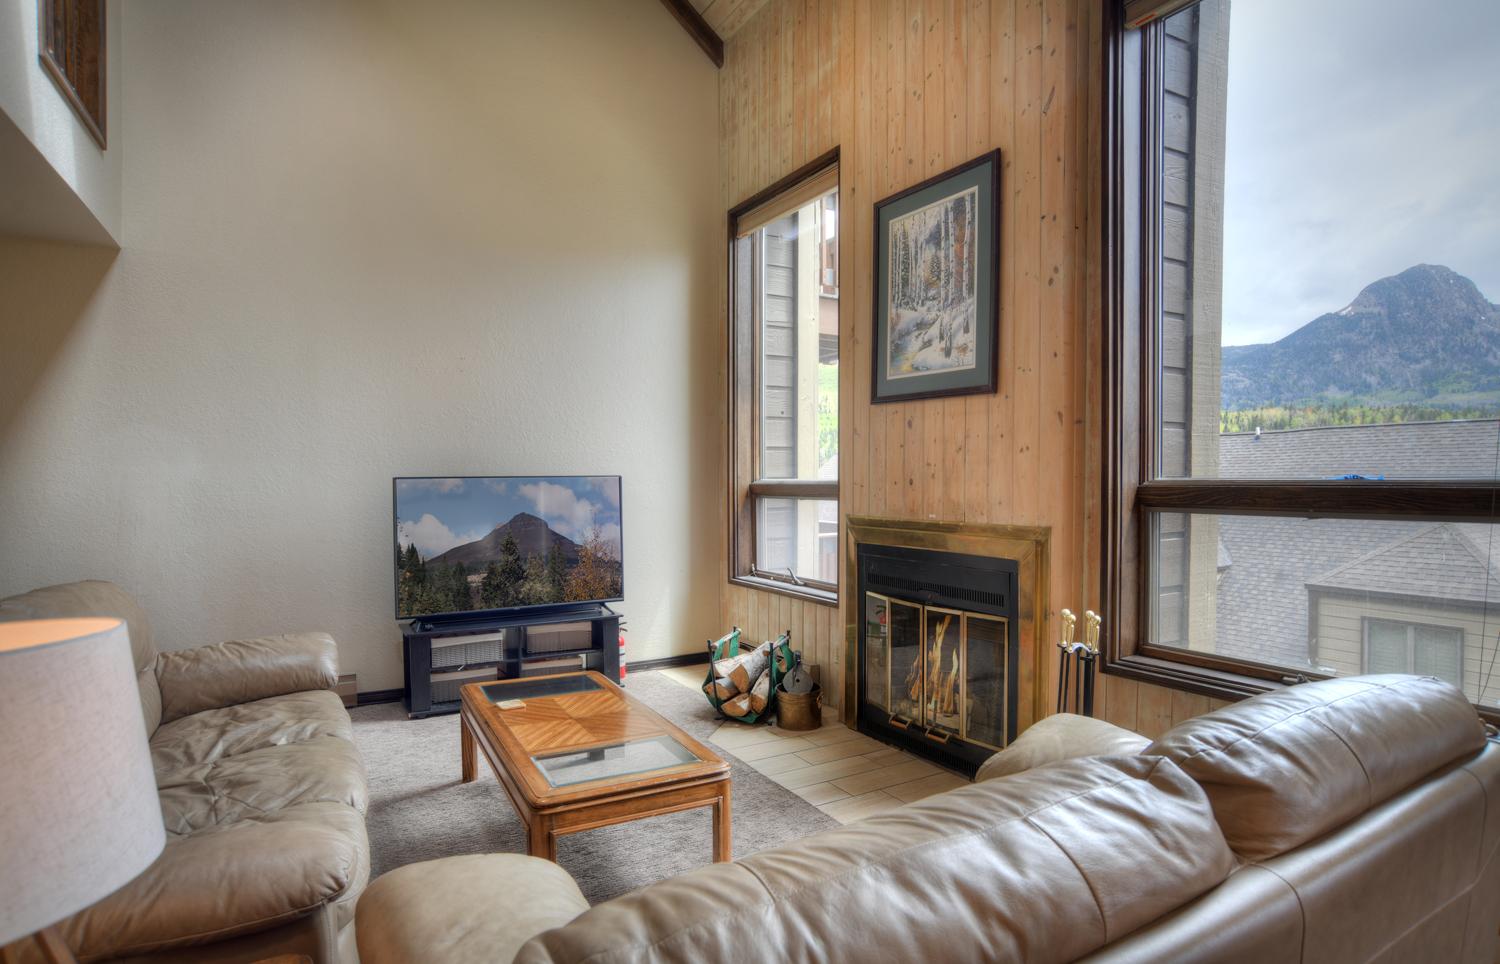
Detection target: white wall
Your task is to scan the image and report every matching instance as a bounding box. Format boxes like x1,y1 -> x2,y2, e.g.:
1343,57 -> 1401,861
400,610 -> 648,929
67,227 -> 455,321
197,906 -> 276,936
0,0 -> 722,689
0,0 -> 121,242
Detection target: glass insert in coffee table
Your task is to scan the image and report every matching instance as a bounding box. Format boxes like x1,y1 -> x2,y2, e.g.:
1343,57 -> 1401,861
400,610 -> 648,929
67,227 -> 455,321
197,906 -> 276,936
532,733 -> 699,788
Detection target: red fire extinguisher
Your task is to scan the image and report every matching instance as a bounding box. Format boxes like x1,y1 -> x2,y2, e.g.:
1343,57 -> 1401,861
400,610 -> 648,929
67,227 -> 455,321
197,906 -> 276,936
618,631 -> 627,681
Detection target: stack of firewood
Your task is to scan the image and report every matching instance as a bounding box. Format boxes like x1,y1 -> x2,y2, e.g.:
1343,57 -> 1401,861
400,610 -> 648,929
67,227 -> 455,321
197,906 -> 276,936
702,639 -> 773,718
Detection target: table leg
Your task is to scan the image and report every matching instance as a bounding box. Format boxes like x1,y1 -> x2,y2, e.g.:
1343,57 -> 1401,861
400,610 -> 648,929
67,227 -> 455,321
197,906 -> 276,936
460,715 -> 476,783
527,815 -> 557,862
713,782 -> 732,863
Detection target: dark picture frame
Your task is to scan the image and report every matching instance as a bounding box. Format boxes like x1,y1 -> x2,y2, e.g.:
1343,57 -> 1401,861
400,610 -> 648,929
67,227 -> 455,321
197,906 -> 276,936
38,0 -> 106,149
872,149 -> 1001,403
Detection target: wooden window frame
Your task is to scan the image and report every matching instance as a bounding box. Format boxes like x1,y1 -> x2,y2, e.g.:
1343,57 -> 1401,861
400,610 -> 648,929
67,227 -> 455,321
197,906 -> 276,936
728,149 -> 841,607
1099,1 -> 1500,722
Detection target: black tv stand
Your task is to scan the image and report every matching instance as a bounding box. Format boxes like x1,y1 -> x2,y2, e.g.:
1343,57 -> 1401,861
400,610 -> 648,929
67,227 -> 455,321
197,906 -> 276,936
401,604 -> 621,718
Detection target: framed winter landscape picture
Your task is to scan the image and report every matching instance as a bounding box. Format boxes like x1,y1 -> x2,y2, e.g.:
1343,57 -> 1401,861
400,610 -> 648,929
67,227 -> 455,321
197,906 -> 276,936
872,149 -> 1000,403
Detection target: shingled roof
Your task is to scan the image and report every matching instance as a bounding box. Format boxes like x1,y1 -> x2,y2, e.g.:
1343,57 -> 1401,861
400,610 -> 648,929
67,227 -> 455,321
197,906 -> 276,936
1213,516 -> 1430,670
1307,523 -> 1500,606
1219,418 -> 1500,479
1208,421 -> 1500,670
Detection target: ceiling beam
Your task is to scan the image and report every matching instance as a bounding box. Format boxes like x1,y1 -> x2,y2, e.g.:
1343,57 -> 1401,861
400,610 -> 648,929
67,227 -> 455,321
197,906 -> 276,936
657,0 -> 724,68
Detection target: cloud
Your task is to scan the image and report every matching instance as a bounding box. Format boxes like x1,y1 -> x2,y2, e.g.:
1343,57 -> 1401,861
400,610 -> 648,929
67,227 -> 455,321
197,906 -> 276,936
594,522 -> 622,554
397,514 -> 485,557
484,480 -> 509,495
1218,0 -> 1500,345
590,477 -> 620,507
519,481 -> 602,541
396,478 -> 466,495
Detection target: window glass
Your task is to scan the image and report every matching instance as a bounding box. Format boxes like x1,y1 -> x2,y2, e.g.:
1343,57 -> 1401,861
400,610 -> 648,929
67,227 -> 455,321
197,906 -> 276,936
756,498 -> 838,586
1148,513 -> 1496,708
1413,625 -> 1462,685
741,182 -> 839,588
1151,0 -> 1500,482
1365,622 -> 1407,676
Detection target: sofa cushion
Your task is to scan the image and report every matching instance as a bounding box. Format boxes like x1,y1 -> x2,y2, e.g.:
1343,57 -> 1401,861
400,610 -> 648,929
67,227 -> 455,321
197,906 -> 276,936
977,712 -> 1151,781
1146,674 -> 1486,861
357,855 -> 589,964
156,632 -> 339,723
150,689 -> 352,773
516,755 -> 1235,964
0,579 -> 163,733
157,735 -> 368,835
57,801 -> 369,961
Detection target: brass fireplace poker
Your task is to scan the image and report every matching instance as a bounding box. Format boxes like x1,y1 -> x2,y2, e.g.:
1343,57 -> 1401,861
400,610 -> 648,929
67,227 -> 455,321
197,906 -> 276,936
1055,609 -> 1102,716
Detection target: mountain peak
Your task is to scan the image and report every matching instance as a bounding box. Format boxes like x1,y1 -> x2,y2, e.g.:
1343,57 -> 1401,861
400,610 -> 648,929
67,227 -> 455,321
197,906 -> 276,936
1337,264 -> 1493,319
429,512 -> 579,568
1223,265 -> 1500,411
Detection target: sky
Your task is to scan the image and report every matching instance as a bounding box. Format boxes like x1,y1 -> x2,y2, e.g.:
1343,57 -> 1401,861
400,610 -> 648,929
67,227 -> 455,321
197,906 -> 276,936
395,476 -> 621,558
1219,0 -> 1500,345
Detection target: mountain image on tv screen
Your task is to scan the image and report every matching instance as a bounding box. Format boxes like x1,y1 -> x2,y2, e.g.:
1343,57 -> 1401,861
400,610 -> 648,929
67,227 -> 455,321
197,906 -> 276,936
394,476 -> 622,618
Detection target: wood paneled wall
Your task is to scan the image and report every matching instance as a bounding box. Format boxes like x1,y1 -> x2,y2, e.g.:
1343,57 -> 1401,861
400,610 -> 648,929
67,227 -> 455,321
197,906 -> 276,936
717,0 -> 1222,735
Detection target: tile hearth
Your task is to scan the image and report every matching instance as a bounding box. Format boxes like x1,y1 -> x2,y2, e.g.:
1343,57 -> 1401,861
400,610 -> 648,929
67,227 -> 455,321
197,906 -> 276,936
659,667 -> 968,823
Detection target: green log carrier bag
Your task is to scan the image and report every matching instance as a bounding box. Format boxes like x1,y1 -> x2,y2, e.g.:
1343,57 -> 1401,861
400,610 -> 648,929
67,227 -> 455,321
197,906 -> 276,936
701,628 -> 795,725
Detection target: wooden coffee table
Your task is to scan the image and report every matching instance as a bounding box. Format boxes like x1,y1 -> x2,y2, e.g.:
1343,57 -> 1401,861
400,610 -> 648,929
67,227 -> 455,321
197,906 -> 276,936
459,671 -> 731,862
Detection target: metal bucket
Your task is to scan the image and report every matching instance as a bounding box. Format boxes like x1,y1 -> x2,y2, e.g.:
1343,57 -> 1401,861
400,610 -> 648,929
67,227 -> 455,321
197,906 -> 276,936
776,684 -> 821,731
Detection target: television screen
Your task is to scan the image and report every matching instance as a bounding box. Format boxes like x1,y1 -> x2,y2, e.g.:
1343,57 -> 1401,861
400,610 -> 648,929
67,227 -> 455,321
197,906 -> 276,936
394,475 -> 622,619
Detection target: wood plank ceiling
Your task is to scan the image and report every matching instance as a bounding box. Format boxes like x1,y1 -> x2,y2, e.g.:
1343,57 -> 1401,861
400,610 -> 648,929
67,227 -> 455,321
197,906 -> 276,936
691,0 -> 776,38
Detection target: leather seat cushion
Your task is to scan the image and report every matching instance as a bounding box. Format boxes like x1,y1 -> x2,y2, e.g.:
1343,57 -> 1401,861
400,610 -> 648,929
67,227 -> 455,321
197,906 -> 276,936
357,855 -> 589,964
157,734 -> 368,836
977,712 -> 1151,781
516,755 -> 1236,964
150,689 -> 353,773
1146,674 -> 1487,861
58,801 -> 369,961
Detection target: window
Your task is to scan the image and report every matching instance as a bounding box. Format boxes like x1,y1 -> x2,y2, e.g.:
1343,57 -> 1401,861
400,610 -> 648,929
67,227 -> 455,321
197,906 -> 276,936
1105,0 -> 1500,719
1365,620 -> 1463,688
729,152 -> 840,601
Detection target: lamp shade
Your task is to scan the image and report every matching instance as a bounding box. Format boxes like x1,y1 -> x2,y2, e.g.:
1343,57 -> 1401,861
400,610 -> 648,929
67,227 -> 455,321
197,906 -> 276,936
0,618 -> 166,946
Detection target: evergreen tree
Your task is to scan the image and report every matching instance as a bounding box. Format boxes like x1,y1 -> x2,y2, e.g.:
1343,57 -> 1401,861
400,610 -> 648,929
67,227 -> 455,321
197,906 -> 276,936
397,542 -> 432,617
448,562 -> 471,612
480,561 -> 505,609
520,554 -> 549,606
498,534 -> 525,607
546,545 -> 567,601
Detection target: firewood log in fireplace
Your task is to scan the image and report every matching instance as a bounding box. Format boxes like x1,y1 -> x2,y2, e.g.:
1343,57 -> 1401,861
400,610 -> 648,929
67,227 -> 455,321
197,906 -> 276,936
909,614 -> 954,704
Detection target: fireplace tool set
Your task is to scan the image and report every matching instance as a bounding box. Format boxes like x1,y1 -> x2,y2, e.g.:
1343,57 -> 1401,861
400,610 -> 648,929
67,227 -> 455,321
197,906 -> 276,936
1056,609 -> 1101,716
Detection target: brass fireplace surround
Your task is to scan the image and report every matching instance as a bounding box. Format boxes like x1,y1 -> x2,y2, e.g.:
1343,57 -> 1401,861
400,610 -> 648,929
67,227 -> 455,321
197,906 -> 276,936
843,516 -> 1051,739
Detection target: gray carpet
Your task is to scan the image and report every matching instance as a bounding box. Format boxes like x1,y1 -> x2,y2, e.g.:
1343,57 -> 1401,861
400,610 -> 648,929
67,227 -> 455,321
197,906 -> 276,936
351,670 -> 839,904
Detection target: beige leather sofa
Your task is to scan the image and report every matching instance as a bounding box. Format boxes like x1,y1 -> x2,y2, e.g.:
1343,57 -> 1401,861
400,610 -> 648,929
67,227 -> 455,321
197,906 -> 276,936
0,581 -> 369,964
356,674 -> 1498,963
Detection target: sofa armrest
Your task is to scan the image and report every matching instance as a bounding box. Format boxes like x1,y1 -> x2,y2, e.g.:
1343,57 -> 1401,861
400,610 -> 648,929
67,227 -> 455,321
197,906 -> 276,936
356,854 -> 588,964
976,712 -> 1151,782
155,632 -> 338,723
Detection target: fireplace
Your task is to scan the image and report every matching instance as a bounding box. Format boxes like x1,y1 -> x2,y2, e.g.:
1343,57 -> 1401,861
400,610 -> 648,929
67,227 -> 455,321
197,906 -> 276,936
857,544 -> 1019,775
844,517 -> 1049,778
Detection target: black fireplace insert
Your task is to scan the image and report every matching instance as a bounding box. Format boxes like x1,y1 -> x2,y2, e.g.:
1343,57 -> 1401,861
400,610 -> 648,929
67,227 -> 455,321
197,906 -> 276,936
856,543 -> 1020,776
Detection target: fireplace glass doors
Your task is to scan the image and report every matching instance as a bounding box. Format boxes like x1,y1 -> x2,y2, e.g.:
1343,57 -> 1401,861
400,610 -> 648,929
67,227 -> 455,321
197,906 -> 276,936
857,544 -> 1019,775
864,595 -> 1008,751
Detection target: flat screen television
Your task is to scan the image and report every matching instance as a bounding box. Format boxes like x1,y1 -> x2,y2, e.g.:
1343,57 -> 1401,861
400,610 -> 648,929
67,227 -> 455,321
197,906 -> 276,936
394,475 -> 623,621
